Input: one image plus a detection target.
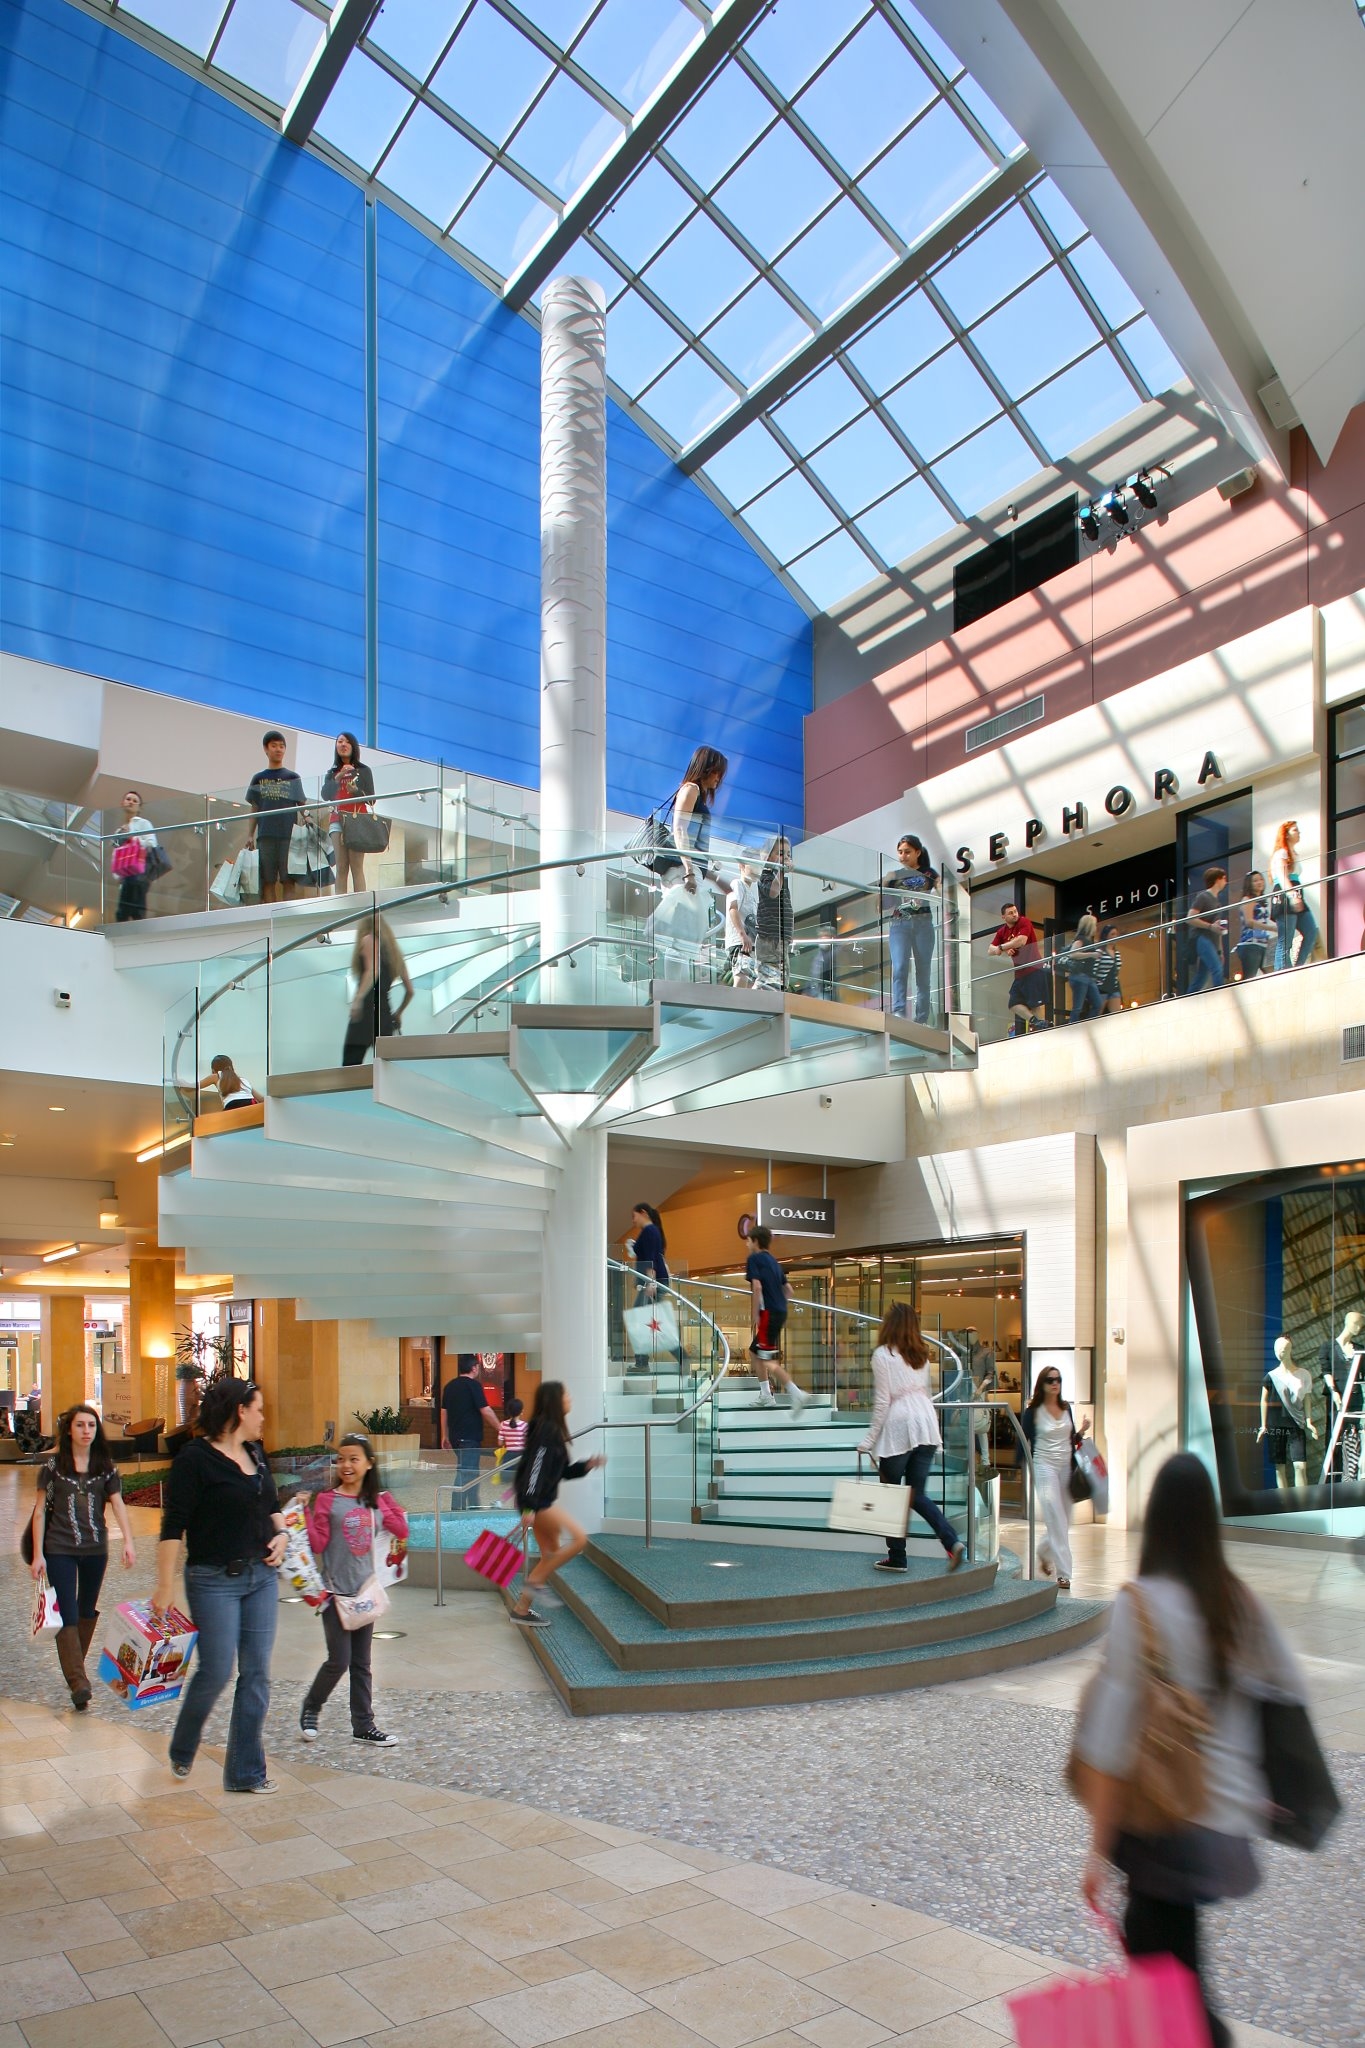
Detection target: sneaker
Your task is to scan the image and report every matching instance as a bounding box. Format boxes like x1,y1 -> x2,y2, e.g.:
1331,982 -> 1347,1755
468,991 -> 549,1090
785,1384 -> 809,1419
1056,1577 -> 1071,1592
946,1541 -> 967,1571
232,1779 -> 280,1795
749,1392 -> 777,1408
353,1728 -> 401,1746
873,1559 -> 907,1572
170,1760 -> 191,1780
510,1607 -> 550,1627
299,1708 -> 319,1744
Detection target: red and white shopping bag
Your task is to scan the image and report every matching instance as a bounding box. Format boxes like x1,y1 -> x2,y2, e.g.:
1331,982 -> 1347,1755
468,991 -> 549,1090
463,1528 -> 524,1588
29,1571 -> 61,1640
1008,1951 -> 1210,2048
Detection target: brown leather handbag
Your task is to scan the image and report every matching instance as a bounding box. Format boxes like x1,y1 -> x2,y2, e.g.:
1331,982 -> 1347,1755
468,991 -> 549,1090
1066,1583 -> 1210,1835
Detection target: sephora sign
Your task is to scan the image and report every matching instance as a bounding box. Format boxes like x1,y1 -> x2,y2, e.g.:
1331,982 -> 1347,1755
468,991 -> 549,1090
757,1192 -> 837,1238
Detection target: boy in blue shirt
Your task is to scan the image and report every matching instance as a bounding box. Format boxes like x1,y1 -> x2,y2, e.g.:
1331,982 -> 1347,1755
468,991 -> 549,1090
744,1227 -> 808,1416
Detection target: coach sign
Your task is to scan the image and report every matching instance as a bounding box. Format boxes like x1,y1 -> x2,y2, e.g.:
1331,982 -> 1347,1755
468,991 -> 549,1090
757,1192 -> 837,1238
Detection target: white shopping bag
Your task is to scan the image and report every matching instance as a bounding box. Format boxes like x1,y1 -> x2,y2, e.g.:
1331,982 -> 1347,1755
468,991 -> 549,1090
29,1571 -> 61,1641
237,847 -> 260,896
624,1300 -> 681,1356
1075,1437 -> 1109,1516
210,859 -> 241,905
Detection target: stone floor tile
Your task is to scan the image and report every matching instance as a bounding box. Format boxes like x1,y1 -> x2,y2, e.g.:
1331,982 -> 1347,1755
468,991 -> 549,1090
34,1807 -> 144,1846
225,1915 -> 397,1990
20,1990 -> 175,2047
360,2013 -> 508,2048
818,1906 -> 940,1949
763,1910 -> 887,1963
793,2013 -> 889,2048
207,1841 -> 352,1889
48,1857 -> 160,1904
302,1803 -> 434,1850
0,1809 -> 54,1848
882,1934 -> 1048,2001
651,1905 -> 797,1969
273,1973 -> 393,2048
756,1943 -> 845,1982
577,1852 -> 713,1898
940,1999 -> 1009,2041
305,1857 -> 431,1905
78,1945 -> 237,2002
459,1851 -> 588,1904
0,1953 -> 90,2024
208,2027 -> 317,2048
891,2019 -> 1009,2046
366,1922 -> 468,1959
0,1873 -> 60,1918
692,1874 -> 837,1919
449,1893 -> 608,1960
119,1900 -> 247,1958
799,1958 -> 966,2034
506,1950 -> 592,1989
582,1887 -> 712,1931
215,1881 -> 347,1937
564,1926 -> 714,1994
64,1938 -> 148,1974
472,1969 -> 647,2048
643,1960 -> 837,2048
0,2023 -> 21,2048
391,1824 -> 503,1872
345,1877 -> 486,1932
137,1968 -> 291,2048
343,1947 -> 520,2023
96,1887 -> 178,1919
0,1898 -> 123,1965
456,1809 -> 576,1852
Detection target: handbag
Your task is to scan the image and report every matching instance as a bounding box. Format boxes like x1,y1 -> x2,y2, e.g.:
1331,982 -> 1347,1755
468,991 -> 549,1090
1008,1951 -> 1209,2048
331,1576 -> 390,1631
1259,1698 -> 1341,1850
464,1527 -> 525,1587
143,842 -> 172,883
828,1456 -> 911,1539
626,790 -> 680,875
1066,1584 -> 1209,1836
1068,1459 -> 1094,1503
111,835 -> 147,879
342,812 -> 390,852
623,1300 -> 680,1355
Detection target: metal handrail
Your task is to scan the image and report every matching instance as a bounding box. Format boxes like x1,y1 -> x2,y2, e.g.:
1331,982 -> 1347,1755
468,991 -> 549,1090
446,931 -> 608,1031
939,1398 -> 1038,1580
671,1271 -> 968,1396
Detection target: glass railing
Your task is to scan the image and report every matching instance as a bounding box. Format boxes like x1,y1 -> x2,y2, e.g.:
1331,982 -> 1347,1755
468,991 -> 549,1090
970,861 -> 1364,1046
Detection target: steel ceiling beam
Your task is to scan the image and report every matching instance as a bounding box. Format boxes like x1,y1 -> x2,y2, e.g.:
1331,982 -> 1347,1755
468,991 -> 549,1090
678,152 -> 1039,475
282,0 -> 383,147
502,0 -> 771,314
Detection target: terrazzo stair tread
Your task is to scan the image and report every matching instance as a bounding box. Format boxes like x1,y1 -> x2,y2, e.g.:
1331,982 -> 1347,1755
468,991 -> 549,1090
584,1533 -> 1001,1625
513,1590 -> 1110,1715
554,1557 -> 1057,1670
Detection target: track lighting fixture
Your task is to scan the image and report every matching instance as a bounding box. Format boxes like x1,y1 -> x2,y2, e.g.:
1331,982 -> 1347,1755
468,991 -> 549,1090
1104,490 -> 1129,527
1079,503 -> 1100,543
1132,469 -> 1159,510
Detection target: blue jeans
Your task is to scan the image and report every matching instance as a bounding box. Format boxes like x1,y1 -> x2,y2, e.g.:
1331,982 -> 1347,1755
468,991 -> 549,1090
171,1562 -> 278,1791
453,1441 -> 482,1493
1187,933 -> 1224,993
1276,902 -> 1317,969
888,914 -> 936,1024
879,1442 -> 960,1565
44,1549 -> 106,1627
1068,974 -> 1103,1024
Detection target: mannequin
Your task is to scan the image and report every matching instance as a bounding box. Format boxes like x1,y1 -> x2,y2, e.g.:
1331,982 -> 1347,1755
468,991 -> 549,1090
1257,1335 -> 1315,1490
1319,1310 -> 1364,1482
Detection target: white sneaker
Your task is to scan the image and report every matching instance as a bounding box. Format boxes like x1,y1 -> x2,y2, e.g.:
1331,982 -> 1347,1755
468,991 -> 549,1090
785,1384 -> 809,1419
750,1391 -> 777,1408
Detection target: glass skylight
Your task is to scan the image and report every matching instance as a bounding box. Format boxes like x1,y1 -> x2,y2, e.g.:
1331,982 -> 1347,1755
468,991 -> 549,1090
100,0 -> 1189,617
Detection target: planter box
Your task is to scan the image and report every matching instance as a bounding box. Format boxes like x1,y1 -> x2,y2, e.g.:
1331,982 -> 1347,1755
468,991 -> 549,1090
370,1432 -> 421,1463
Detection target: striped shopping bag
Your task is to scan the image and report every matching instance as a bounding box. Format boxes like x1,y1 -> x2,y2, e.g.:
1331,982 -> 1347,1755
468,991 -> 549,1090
1008,1952 -> 1209,2047
464,1528 -> 524,1587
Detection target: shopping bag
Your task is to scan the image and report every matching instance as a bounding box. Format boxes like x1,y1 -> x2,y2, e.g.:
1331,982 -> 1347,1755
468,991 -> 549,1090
464,1528 -> 524,1588
1074,1437 -> 1109,1515
111,835 -> 147,879
29,1571 -> 61,1640
331,1576 -> 390,1631
237,847 -> 260,897
623,1301 -> 680,1356
278,1496 -> 329,1608
210,859 -> 240,905
828,1475 -> 911,1538
1007,1951 -> 1208,2048
98,1600 -> 197,1709
374,1525 -> 408,1588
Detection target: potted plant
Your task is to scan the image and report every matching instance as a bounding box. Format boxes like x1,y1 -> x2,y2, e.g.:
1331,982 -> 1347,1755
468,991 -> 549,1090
174,1327 -> 235,1429
353,1404 -> 420,1462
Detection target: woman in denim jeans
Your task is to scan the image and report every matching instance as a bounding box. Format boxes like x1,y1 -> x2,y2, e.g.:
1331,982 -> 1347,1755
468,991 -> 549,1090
153,1378 -> 288,1794
1269,820 -> 1318,969
884,835 -> 938,1024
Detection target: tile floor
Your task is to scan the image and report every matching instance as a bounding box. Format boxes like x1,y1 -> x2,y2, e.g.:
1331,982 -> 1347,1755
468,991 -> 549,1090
0,1696 -> 1315,2048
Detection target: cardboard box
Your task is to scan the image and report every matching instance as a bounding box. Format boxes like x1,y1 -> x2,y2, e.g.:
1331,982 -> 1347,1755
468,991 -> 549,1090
99,1599 -> 197,1710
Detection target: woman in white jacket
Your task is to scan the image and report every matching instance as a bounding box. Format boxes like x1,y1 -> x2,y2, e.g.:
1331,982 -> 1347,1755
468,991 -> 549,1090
859,1302 -> 965,1573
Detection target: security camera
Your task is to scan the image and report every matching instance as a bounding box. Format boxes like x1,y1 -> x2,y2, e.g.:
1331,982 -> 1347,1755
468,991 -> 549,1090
54,989 -> 72,1010
819,1093 -> 833,1108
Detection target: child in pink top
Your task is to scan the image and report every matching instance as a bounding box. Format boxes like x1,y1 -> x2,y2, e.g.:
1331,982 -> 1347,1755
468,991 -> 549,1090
300,1434 -> 408,1747
497,1399 -> 528,1457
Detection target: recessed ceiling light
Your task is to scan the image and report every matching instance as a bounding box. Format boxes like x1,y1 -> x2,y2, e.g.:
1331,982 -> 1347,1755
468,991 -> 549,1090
48,1105 -> 65,1113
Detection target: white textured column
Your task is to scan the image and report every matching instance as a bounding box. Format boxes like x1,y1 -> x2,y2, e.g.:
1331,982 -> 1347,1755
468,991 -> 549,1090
538,278 -> 609,1525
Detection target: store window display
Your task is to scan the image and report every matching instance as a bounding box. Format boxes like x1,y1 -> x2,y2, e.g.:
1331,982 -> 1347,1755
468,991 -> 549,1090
1320,1309 -> 1364,1480
1257,1337 -> 1315,1489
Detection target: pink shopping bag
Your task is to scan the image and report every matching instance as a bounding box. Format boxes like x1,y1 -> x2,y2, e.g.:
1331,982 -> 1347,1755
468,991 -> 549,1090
464,1528 -> 524,1588
1008,1952 -> 1210,2048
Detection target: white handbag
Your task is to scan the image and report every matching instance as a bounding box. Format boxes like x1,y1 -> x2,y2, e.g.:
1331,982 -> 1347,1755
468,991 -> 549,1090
331,1576 -> 390,1631
827,1456 -> 911,1539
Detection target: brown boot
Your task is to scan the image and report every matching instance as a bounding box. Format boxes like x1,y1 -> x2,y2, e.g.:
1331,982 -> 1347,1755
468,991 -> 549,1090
78,1613 -> 100,1693
55,1624 -> 92,1710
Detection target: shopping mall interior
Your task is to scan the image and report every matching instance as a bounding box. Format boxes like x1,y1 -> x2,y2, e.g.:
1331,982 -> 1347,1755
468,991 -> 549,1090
2,3 -> 1364,2044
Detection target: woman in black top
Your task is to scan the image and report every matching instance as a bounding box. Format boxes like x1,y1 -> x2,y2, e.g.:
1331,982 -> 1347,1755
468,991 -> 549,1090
28,1404 -> 136,1709
508,1382 -> 604,1629
323,731 -> 377,896
627,1202 -> 672,1374
154,1378 -> 287,1794
663,746 -> 727,895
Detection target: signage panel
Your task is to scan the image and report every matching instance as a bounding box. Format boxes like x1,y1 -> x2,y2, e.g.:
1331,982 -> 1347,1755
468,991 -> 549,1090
756,1192 -> 837,1238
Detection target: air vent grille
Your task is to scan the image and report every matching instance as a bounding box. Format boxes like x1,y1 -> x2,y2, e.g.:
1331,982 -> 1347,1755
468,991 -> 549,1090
1344,1025 -> 1365,1063
965,696 -> 1044,755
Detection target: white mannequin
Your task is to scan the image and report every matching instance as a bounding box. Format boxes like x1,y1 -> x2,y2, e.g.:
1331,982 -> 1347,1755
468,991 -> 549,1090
1258,1335 -> 1315,1489
1320,1311 -> 1364,1480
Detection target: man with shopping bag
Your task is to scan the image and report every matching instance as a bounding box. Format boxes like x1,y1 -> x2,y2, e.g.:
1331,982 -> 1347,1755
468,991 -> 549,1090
245,730 -> 306,904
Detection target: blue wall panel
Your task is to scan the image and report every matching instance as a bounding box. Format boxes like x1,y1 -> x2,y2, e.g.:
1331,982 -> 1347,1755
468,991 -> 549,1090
2,0 -> 810,823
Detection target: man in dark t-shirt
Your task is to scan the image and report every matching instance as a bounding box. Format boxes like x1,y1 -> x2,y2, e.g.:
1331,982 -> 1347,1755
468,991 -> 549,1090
245,730 -> 307,905
744,1226 -> 807,1415
441,1357 -> 489,1492
1186,866 -> 1227,993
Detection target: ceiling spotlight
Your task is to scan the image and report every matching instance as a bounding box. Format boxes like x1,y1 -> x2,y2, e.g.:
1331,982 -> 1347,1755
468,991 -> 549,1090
1132,470 -> 1158,510
1104,491 -> 1130,527
1079,503 -> 1100,542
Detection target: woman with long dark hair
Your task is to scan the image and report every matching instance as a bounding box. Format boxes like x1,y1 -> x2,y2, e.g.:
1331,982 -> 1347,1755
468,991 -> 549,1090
627,1201 -> 670,1374
884,834 -> 938,1024
27,1405 -> 136,1709
342,912 -> 414,1066
858,1303 -> 964,1572
153,1377 -> 288,1792
323,731 -> 377,896
1074,1454 -> 1312,2048
508,1382 -> 604,1628
667,745 -> 728,896
1021,1364 -> 1089,1590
